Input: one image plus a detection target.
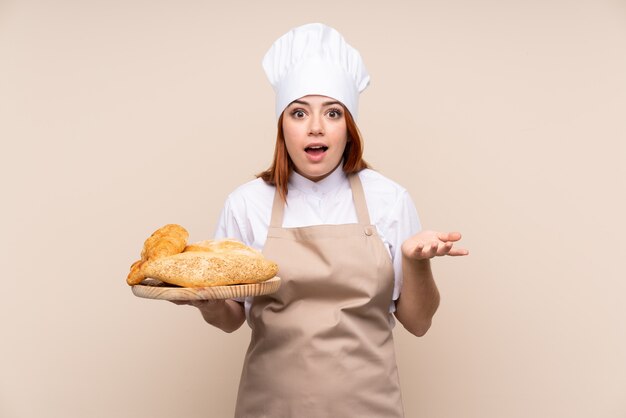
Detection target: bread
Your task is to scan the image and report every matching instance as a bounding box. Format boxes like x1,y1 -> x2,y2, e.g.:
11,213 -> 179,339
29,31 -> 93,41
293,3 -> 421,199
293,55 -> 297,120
127,225 -> 278,287
127,224 -> 189,285
141,249 -> 278,287
141,224 -> 189,260
184,239 -> 255,254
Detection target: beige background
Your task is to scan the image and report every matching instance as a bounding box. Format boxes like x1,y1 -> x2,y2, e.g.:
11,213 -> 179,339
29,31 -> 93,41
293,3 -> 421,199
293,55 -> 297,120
1,0 -> 625,417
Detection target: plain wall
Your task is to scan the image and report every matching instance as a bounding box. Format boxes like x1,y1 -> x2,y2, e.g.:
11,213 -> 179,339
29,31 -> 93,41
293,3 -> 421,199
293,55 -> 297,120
1,0 -> 625,417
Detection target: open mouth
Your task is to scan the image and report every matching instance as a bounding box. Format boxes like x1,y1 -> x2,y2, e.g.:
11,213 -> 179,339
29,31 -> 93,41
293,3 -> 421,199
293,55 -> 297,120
305,145 -> 328,156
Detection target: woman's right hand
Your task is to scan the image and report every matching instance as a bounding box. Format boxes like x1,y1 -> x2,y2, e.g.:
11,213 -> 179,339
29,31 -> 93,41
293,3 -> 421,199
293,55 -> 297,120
170,299 -> 226,309
168,299 -> 246,333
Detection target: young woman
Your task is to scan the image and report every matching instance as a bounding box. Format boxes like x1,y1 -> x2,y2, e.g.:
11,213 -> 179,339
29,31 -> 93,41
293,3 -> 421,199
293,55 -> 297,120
178,23 -> 468,417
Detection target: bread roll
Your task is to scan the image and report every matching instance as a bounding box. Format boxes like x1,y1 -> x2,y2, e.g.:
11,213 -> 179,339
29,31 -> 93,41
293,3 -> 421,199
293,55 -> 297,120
127,224 -> 189,285
127,225 -> 278,287
184,239 -> 255,255
141,224 -> 188,260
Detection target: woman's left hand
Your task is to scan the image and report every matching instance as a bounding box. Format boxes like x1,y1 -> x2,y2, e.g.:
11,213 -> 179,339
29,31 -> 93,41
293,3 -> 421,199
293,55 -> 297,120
401,230 -> 469,261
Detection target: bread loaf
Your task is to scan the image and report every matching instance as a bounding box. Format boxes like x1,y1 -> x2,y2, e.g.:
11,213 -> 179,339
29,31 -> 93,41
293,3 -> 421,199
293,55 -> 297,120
127,225 -> 278,287
141,249 -> 278,287
184,239 -> 251,254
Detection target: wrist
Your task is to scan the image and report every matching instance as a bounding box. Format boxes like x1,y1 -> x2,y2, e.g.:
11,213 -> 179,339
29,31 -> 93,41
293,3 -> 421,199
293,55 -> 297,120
402,253 -> 431,267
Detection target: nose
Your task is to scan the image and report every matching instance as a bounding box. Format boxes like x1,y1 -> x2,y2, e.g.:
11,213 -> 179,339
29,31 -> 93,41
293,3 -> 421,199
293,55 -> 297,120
308,115 -> 324,136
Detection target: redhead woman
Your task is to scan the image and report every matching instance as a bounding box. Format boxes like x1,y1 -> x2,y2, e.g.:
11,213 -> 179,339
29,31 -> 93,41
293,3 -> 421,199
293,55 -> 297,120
177,23 -> 468,417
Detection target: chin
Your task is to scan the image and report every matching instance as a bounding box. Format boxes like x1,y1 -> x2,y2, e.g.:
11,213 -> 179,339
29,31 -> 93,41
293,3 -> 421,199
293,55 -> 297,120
301,170 -> 330,181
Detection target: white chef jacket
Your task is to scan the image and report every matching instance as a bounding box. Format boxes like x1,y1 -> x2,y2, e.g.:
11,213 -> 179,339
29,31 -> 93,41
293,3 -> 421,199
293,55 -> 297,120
214,165 -> 422,319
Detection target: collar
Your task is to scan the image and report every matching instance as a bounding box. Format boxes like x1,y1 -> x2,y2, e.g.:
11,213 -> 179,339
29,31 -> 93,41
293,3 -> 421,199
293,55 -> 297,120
288,164 -> 348,196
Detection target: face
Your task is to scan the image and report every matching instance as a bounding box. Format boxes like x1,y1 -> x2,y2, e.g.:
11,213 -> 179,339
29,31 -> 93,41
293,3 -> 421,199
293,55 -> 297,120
282,95 -> 348,182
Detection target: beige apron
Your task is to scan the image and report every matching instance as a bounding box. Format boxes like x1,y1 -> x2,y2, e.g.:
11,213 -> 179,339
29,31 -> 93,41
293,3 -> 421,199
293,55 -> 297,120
235,174 -> 404,418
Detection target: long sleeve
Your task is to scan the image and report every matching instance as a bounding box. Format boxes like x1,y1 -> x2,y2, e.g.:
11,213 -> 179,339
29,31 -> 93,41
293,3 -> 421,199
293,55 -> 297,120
379,190 -> 422,310
214,196 -> 246,242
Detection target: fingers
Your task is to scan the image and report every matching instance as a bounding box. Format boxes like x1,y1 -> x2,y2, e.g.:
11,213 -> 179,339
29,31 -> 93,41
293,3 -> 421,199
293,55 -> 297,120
441,241 -> 454,255
168,299 -> 224,308
436,241 -> 455,257
405,230 -> 468,260
413,241 -> 468,259
419,241 -> 451,257
437,231 -> 462,242
448,248 -> 470,256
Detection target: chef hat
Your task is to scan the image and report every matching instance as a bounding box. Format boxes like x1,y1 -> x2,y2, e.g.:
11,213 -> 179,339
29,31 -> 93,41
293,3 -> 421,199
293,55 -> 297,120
262,23 -> 370,119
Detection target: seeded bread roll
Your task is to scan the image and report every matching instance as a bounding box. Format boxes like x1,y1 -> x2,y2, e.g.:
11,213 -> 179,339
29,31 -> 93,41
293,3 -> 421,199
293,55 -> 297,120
140,250 -> 278,287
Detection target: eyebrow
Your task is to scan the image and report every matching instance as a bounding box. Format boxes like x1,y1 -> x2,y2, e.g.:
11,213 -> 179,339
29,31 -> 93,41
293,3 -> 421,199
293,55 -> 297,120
290,99 -> 342,107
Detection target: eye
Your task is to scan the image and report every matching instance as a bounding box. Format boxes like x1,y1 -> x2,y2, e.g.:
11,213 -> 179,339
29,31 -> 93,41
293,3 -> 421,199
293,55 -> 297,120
290,109 -> 306,119
326,108 -> 343,119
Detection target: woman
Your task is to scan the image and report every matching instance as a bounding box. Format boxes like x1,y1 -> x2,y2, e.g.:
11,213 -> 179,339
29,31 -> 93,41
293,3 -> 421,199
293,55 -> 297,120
180,23 -> 468,417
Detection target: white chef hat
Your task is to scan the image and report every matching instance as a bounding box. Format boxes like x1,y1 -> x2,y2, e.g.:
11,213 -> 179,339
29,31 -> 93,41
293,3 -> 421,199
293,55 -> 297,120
262,23 -> 370,120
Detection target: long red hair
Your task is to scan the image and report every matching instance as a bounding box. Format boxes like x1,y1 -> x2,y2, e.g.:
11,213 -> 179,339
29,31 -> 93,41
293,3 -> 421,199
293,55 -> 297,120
257,108 -> 370,201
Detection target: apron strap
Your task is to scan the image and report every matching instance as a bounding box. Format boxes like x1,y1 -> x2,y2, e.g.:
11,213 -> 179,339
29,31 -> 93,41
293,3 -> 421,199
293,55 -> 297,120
349,173 -> 371,225
270,186 -> 285,228
269,172 -> 371,228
